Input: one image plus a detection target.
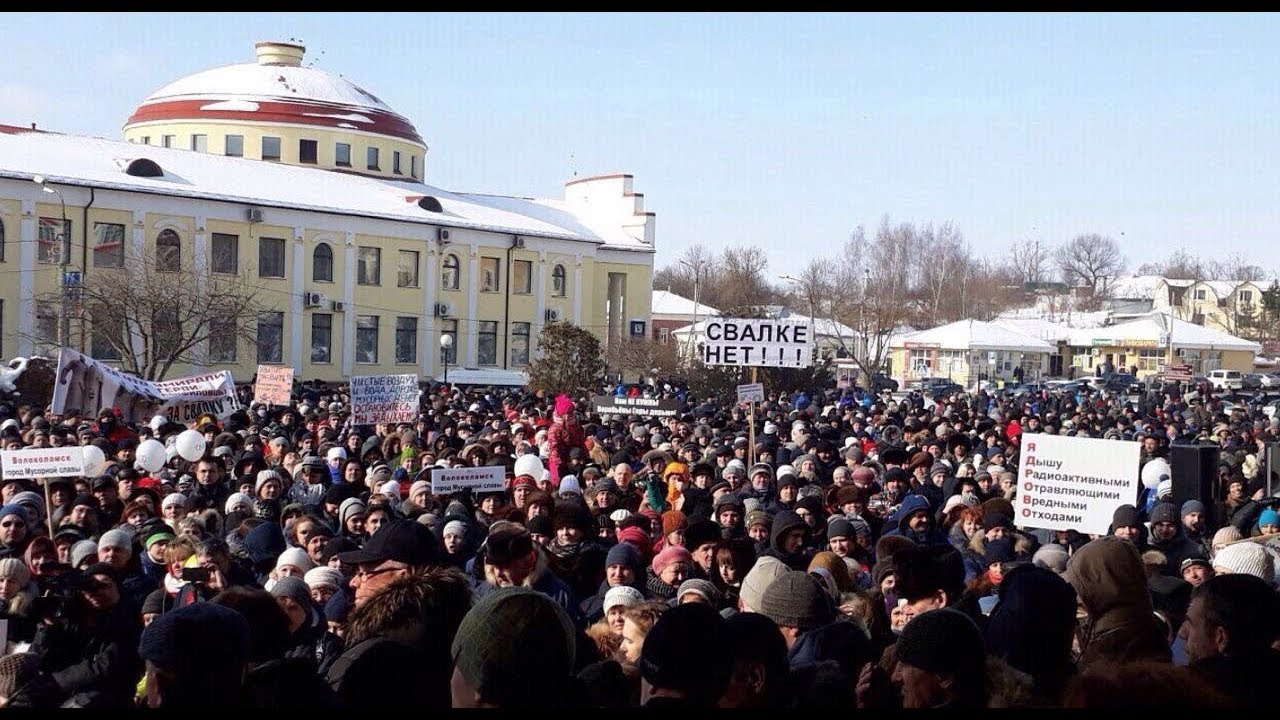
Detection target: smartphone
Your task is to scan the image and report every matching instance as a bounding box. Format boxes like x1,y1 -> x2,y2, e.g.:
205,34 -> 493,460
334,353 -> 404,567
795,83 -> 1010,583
180,566 -> 211,583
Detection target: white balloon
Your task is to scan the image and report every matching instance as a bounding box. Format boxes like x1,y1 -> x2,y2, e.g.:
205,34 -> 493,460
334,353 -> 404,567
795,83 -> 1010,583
175,429 -> 207,462
136,439 -> 167,474
1141,457 -> 1170,490
81,443 -> 106,477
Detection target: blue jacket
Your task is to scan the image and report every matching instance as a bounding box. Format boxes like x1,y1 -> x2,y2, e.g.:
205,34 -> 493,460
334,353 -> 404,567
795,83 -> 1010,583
884,494 -> 949,547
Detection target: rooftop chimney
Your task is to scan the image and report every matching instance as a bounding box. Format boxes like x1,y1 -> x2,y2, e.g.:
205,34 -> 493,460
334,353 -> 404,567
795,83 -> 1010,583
255,41 -> 305,67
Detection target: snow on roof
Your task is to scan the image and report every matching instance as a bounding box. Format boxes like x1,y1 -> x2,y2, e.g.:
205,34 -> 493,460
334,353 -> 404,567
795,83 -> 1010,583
650,290 -> 720,318
892,319 -> 1055,353
0,129 -> 651,251
992,317 -> 1074,343
1161,278 -> 1196,288
1065,312 -> 1261,352
140,62 -> 395,113
1109,275 -> 1164,300
1199,281 -> 1238,297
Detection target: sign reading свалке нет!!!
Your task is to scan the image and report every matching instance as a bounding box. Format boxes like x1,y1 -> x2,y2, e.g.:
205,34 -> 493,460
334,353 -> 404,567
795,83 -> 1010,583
700,318 -> 813,368
1016,433 -> 1140,536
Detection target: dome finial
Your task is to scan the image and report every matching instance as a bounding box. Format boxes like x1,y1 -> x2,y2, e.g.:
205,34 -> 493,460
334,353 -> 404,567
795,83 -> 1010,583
255,40 -> 305,67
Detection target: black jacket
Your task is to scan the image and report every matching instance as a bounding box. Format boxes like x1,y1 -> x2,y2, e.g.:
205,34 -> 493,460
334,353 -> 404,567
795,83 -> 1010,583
1191,649 -> 1280,708
30,600 -> 143,708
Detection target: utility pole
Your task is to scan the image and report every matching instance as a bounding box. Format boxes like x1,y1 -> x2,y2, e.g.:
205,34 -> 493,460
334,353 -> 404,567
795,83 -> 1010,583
679,258 -> 704,367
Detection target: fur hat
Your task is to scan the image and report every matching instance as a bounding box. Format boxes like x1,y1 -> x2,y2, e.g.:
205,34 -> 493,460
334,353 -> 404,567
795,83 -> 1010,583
895,608 -> 985,679
661,511 -> 689,537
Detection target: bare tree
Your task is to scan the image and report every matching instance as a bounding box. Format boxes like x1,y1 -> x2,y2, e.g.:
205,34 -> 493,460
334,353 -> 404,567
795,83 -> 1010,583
1135,248 -> 1205,279
1007,238 -> 1051,286
718,244 -> 774,315
1207,252 -> 1266,281
31,244 -> 265,380
1055,233 -> 1125,297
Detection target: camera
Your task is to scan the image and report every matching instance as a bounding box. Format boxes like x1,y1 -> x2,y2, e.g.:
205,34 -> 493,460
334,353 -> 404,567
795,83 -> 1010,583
31,569 -> 87,620
180,566 -> 211,583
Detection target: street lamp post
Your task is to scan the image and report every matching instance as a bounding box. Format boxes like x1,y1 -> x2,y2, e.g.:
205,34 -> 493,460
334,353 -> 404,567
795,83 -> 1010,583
32,175 -> 69,350
678,258 -> 704,366
440,333 -> 453,386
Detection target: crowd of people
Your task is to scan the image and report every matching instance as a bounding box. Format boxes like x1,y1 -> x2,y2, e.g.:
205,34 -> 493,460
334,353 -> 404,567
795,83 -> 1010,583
0,373 -> 1277,707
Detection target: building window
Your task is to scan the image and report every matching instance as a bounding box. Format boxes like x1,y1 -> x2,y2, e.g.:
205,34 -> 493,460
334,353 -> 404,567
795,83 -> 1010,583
410,155 -> 417,179
262,136 -> 282,162
478,321 -> 498,366
313,243 -> 334,283
212,233 -> 238,274
209,316 -> 236,362
1240,290 -> 1254,303
441,254 -> 460,290
397,250 -> 419,288
225,135 -> 244,157
153,305 -> 179,355
367,146 -> 380,171
35,302 -> 58,356
311,313 -> 332,364
513,260 -> 532,294
140,136 -> 150,145
356,315 -> 379,363
155,229 -> 181,272
552,264 -> 566,296
162,135 -> 175,148
1194,288 -> 1206,301
660,327 -> 670,345
89,305 -> 121,361
510,322 -> 530,367
480,257 -> 500,293
92,222 -> 125,268
393,151 -> 402,175
191,134 -> 207,153
258,237 -> 286,278
299,139 -> 318,164
38,217 -> 70,264
396,317 -> 417,364
335,143 -> 351,167
257,312 -> 284,363
441,319 -> 458,364
357,247 -> 381,286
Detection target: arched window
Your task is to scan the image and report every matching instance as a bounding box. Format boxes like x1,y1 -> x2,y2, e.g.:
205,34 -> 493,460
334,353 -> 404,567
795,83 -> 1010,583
441,254 -> 460,290
552,264 -> 567,296
313,243 -> 334,282
155,229 -> 180,271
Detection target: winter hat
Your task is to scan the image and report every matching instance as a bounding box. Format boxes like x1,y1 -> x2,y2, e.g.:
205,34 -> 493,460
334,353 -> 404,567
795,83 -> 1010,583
1212,526 -> 1243,550
739,556 -> 789,612
617,524 -> 649,548
981,497 -> 1015,520
609,509 -> 633,524
636,602 -> 733,703
1149,502 -> 1179,526
140,588 -> 167,617
255,469 -> 279,495
525,515 -> 553,538
409,480 -> 432,499
1031,544 -> 1070,574
338,497 -> 367,527
661,510 -> 689,537
758,570 -> 834,631
606,542 -> 641,571
450,586 -> 576,706
982,513 -> 1013,532
1213,542 -> 1275,583
144,530 -> 176,551
558,475 -> 581,497
1157,478 -> 1173,499
603,585 -> 645,613
677,578 -> 721,606
161,493 -> 188,511
70,539 -> 98,569
275,547 -> 315,574
378,480 -> 401,500
745,509 -> 772,530
1111,504 -> 1142,530
650,546 -> 694,576
138,602 -> 251,674
895,608 -> 985,679
269,575 -> 314,609
984,537 -> 1017,566
9,491 -> 44,520
443,520 -> 468,539
324,587 -> 353,623
1181,500 -> 1207,518
303,566 -> 344,591
0,557 -> 31,587
942,495 -> 969,515
225,492 -> 254,515
1259,508 -> 1280,529
98,528 -> 132,552
876,534 -> 916,564
827,518 -> 854,541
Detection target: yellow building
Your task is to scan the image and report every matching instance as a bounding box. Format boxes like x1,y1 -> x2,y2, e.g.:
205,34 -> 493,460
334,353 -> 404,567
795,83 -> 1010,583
889,319 -> 1055,389
1064,313 -> 1260,379
0,41 -> 655,383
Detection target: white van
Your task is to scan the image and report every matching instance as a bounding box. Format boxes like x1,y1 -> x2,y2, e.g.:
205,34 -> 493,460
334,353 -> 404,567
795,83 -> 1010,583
1208,369 -> 1243,391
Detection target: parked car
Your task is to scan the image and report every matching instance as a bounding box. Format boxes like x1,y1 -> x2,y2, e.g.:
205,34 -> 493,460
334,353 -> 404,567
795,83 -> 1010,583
918,377 -> 964,399
1255,372 -> 1280,389
869,372 -> 899,393
1263,399 -> 1280,419
1208,369 -> 1244,392
1242,373 -> 1265,391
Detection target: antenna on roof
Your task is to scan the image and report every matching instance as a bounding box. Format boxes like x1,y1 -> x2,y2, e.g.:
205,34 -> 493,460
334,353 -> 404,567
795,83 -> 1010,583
569,152 -> 577,178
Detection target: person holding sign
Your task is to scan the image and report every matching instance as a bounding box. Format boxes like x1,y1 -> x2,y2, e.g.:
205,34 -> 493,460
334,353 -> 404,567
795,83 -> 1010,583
546,395 -> 585,485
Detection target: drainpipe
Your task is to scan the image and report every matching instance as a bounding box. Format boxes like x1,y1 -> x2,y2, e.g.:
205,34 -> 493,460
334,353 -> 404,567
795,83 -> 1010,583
503,236 -> 517,369
79,188 -> 96,353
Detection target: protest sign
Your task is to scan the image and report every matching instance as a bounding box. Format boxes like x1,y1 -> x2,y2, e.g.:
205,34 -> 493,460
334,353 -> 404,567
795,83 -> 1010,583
737,383 -> 765,404
430,465 -> 506,494
350,373 -> 420,424
50,347 -> 240,422
1,447 -> 87,480
254,365 -> 294,406
591,395 -> 679,418
1017,433 -> 1141,536
700,318 -> 813,368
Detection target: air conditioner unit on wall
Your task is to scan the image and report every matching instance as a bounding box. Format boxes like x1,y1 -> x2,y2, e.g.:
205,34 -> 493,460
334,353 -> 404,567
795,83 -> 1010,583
437,228 -> 450,242
247,207 -> 263,223
544,308 -> 561,322
434,302 -> 452,317
304,291 -> 325,307
331,300 -> 345,312
513,236 -> 526,249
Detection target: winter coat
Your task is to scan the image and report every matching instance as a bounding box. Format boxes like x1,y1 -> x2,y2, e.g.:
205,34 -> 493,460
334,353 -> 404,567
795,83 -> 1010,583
545,539 -> 607,604
476,546 -> 581,626
29,600 -> 143,708
1147,525 -> 1207,577
1064,536 -> 1171,670
883,494 -> 949,548
1191,648 -> 1280,708
762,510 -> 814,570
985,565 -> 1078,704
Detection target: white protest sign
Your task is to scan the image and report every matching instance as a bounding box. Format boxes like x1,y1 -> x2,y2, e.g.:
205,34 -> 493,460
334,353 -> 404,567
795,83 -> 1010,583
1,447 -> 87,480
51,347 -> 240,421
737,383 -> 765,404
700,318 -> 813,368
430,465 -> 506,495
253,365 -> 294,406
153,371 -> 241,423
350,374 -> 421,425
1017,433 -> 1141,536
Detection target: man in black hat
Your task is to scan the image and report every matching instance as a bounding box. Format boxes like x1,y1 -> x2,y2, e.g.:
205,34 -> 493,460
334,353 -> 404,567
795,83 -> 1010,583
339,520 -> 441,608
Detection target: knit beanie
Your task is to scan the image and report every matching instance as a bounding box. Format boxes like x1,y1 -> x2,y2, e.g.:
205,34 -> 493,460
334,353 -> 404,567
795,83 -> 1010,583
984,537 -> 1016,566
9,491 -> 44,519
895,608 -> 985,679
738,555 -> 789,613
1031,543 -> 1070,574
827,518 -> 854,541
758,570 -> 834,631
526,515 -> 553,538
1213,542 -> 1275,583
255,469 -> 278,495
1259,508 -> 1280,529
650,545 -> 694,576
1111,504 -> 1141,530
339,497 -> 367,527
225,492 -> 254,515
636,602 -> 733,704
1149,502 -> 1179,526
557,475 -> 581,497
603,585 -> 645,613
269,575 -> 314,609
140,588 -> 167,616
0,653 -> 41,701
443,519 -> 468,539
324,588 -> 353,623
451,586 -> 576,706
1181,500 -> 1207,518
606,542 -> 641,571
661,511 -> 689,537
1212,526 -> 1243,550
138,602 -> 251,673
98,528 -> 133,551
677,578 -> 721,605
0,557 -> 31,587
275,547 -> 315,574
161,492 -> 188,511
304,566 -> 344,591
409,479 -> 432,499
70,539 -> 98,569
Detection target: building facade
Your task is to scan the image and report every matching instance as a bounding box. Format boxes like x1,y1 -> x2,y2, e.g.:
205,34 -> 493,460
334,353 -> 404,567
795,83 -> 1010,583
0,41 -> 654,383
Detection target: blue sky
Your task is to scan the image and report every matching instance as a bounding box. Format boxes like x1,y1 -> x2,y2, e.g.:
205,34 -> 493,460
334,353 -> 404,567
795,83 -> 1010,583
6,12 -> 1280,277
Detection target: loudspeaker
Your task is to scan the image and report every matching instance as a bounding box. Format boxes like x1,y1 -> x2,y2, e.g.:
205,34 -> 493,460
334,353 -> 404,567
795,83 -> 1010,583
1169,443 -> 1219,508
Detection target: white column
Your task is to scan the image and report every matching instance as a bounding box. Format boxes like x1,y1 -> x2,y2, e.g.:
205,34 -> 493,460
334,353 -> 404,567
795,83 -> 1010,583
190,217 -> 208,372
289,228 -> 305,372
421,249 -> 437,378
341,233 -> 356,377
466,244 -> 478,367
572,254 -> 583,325
17,201 -> 34,357
129,211 -> 146,362
533,251 -> 547,345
